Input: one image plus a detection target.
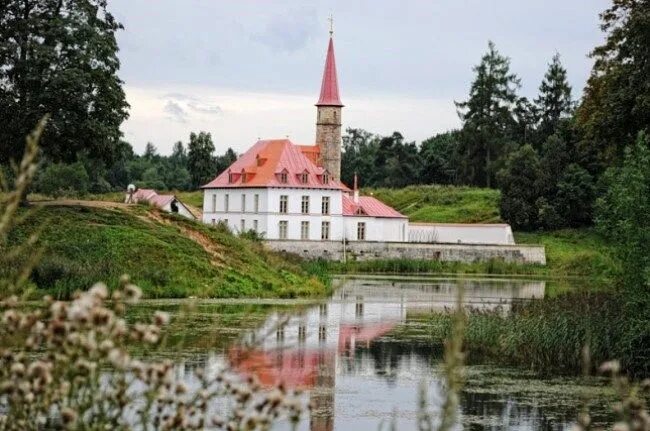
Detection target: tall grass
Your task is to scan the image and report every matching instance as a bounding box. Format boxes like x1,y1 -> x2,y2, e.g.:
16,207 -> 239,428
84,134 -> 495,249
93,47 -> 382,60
422,292 -> 649,377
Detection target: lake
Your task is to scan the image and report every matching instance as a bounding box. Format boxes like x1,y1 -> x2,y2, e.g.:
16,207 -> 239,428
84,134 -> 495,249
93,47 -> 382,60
133,275 -> 616,430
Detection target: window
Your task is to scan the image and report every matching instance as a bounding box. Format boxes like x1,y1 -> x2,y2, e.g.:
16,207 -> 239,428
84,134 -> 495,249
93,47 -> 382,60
240,219 -> 245,232
212,195 -> 216,212
321,221 -> 330,240
228,172 -> 234,183
279,172 -> 288,183
299,172 -> 308,184
279,221 -> 288,239
301,196 -> 309,214
224,194 -> 229,212
357,222 -> 366,240
301,221 -> 309,240
321,196 -> 330,215
254,194 -> 259,213
279,195 -> 288,214
322,172 -> 329,184
241,194 -> 246,212
253,220 -> 258,232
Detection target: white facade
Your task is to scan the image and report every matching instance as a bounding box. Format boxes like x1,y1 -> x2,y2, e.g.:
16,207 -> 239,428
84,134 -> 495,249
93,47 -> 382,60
409,223 -> 515,245
202,187 -> 407,242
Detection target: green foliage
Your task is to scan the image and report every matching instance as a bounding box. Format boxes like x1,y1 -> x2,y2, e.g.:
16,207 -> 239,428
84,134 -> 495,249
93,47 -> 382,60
34,162 -> 90,198
455,41 -> 521,187
555,164 -> 595,227
576,0 -> 650,173
497,145 -> 541,230
534,53 -> 574,143
7,205 -> 327,299
596,133 -> 650,292
419,131 -> 461,185
188,131 -> 217,188
367,185 -> 501,223
0,0 -> 129,166
425,293 -> 644,375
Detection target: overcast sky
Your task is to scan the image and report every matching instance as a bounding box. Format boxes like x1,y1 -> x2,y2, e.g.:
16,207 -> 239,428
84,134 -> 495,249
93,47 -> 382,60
110,0 -> 610,155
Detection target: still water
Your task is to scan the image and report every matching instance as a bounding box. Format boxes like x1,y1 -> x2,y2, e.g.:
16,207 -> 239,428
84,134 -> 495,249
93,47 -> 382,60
136,275 -> 615,430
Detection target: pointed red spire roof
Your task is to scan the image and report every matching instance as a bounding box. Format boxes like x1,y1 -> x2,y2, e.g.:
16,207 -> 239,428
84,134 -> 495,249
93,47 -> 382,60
316,37 -> 343,107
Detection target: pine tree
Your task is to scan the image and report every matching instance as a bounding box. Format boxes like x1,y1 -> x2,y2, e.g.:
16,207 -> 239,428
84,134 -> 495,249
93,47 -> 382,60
534,53 -> 573,143
456,41 -> 521,187
497,145 -> 542,230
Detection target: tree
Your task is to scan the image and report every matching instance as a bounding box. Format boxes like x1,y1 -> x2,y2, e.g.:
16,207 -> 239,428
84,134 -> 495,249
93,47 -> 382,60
214,148 -> 237,177
596,132 -> 650,290
419,131 -> 460,185
143,143 -> 159,161
497,145 -> 542,230
341,128 -> 377,187
0,0 -> 129,166
187,131 -> 216,188
534,53 -> 573,143
554,164 -> 595,227
170,141 -> 188,168
576,0 -> 650,173
35,162 -> 90,198
456,41 -> 521,187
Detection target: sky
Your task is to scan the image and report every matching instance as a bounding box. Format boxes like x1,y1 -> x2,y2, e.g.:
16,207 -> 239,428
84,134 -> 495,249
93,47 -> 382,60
110,0 -> 611,155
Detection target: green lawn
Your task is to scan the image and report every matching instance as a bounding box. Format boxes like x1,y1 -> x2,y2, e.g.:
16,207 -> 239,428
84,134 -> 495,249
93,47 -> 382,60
7,205 -> 327,299
366,185 -> 501,223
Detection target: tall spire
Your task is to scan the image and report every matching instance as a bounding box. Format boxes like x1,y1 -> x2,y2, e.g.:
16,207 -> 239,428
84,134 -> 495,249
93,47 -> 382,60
316,36 -> 343,107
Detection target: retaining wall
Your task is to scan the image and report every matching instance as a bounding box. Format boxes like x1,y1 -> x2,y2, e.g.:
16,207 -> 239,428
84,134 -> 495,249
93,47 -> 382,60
264,240 -> 546,265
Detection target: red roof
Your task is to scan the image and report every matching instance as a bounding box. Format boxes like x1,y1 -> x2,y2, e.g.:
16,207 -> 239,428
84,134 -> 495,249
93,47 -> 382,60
342,195 -> 407,218
316,37 -> 343,107
133,189 -> 179,211
201,139 -> 349,190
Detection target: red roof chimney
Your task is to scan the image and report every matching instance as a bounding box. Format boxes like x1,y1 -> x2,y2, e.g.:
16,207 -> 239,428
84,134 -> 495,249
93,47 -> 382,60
316,37 -> 343,107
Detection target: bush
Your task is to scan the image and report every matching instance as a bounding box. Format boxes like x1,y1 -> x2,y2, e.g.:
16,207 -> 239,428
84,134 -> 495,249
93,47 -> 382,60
34,162 -> 90,198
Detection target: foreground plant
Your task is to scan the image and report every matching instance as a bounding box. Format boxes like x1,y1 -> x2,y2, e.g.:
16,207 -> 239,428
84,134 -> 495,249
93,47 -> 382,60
0,277 -> 304,430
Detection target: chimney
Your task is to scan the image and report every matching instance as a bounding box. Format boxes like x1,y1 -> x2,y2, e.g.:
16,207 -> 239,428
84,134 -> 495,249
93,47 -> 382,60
353,173 -> 359,204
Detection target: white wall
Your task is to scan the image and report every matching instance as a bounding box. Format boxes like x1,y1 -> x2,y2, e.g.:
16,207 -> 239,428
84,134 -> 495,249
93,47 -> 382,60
202,187 -> 346,240
409,223 -> 515,245
161,200 -> 196,220
343,216 -> 408,242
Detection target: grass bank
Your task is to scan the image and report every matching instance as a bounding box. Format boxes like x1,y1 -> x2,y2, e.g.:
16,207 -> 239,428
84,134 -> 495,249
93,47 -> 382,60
8,204 -> 327,299
315,229 -> 619,281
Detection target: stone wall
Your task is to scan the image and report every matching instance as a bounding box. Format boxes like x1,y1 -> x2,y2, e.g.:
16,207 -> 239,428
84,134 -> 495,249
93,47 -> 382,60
315,106 -> 342,181
264,240 -> 546,265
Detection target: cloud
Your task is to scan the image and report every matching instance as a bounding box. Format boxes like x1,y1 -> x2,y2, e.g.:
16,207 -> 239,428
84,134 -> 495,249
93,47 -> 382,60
163,100 -> 188,123
187,101 -> 222,115
251,7 -> 319,53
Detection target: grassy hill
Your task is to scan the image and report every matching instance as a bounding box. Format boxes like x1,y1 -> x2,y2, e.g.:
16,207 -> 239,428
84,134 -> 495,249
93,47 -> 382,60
365,185 -> 501,223
8,204 -> 327,299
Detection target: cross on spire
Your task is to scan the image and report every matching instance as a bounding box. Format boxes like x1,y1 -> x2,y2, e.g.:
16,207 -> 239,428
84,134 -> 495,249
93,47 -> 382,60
328,14 -> 333,36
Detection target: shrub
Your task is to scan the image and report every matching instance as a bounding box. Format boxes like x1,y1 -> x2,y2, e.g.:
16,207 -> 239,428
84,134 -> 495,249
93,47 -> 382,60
34,162 -> 90,198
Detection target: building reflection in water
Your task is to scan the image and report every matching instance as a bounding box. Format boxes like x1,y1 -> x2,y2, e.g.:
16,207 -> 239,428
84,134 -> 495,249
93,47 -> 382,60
228,277 -> 548,431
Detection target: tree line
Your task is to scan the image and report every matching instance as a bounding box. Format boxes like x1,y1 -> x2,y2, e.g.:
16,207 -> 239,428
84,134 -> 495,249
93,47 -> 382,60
344,0 -> 649,232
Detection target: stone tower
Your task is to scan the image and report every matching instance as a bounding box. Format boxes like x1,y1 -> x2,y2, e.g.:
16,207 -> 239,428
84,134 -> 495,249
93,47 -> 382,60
315,36 -> 343,181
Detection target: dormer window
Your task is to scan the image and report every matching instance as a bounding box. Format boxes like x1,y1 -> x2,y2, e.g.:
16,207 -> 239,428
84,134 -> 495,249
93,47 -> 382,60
299,171 -> 309,184
355,207 -> 366,216
279,171 -> 288,183
241,169 -> 247,183
228,171 -> 234,184
322,172 -> 330,184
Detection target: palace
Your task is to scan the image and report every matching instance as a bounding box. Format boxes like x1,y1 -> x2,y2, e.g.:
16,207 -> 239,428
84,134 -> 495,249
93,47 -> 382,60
201,34 -> 409,242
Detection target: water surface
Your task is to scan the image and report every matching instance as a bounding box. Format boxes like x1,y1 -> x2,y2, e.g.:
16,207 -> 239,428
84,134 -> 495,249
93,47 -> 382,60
134,275 -> 616,430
